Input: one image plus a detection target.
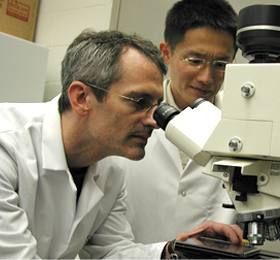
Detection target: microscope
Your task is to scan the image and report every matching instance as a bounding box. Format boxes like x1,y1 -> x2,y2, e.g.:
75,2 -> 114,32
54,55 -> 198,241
154,3 -> 280,252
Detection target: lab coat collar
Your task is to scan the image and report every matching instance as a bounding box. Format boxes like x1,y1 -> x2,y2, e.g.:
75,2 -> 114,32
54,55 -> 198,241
163,79 -> 180,109
42,95 -> 68,171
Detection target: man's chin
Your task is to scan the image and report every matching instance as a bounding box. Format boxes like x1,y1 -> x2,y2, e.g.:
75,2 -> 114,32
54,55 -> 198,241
123,147 -> 146,161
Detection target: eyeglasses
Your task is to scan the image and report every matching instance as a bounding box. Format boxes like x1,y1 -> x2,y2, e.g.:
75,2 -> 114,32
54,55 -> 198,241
85,83 -> 159,112
174,50 -> 230,72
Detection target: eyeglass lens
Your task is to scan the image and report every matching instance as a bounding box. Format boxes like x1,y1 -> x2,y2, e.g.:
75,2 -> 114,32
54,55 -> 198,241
136,98 -> 154,111
174,50 -> 228,71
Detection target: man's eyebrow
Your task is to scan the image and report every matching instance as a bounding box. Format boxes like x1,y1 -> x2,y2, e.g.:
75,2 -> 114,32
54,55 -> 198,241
126,91 -> 153,98
126,91 -> 163,103
186,51 -> 231,61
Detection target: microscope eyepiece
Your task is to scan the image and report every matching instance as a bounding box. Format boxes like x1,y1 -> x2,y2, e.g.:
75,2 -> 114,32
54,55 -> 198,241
153,103 -> 180,130
154,99 -> 207,130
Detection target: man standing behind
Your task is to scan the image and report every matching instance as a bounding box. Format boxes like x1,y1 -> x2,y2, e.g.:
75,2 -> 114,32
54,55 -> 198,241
115,0 -> 238,243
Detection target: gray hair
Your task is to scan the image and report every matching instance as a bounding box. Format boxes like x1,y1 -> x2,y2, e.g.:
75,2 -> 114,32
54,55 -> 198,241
58,29 -> 167,113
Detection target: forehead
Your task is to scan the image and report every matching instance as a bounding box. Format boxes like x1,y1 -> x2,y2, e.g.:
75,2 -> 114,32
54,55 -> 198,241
178,26 -> 235,58
110,47 -> 163,97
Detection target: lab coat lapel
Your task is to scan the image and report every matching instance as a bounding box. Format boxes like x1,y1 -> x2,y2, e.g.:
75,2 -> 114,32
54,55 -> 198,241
75,165 -> 104,221
58,165 -> 104,258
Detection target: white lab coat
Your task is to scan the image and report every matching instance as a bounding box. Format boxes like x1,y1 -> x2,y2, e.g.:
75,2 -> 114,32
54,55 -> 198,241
110,79 -> 236,244
0,97 -> 165,259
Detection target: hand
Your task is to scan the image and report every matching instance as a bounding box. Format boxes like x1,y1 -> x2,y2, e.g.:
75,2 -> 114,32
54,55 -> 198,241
162,221 -> 243,259
176,220 -> 243,244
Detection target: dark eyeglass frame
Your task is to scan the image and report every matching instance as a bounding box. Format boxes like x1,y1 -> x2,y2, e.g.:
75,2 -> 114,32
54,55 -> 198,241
85,83 -> 159,112
173,50 -> 230,72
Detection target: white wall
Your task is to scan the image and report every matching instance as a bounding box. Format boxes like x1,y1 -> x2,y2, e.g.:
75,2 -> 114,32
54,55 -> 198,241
34,0 -> 113,102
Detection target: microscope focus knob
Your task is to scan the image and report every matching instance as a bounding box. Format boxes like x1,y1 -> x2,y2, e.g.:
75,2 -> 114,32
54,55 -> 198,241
228,137 -> 242,152
241,83 -> 255,98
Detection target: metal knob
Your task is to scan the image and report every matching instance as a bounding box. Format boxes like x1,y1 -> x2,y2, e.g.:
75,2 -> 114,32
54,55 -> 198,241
241,83 -> 255,98
228,137 -> 242,152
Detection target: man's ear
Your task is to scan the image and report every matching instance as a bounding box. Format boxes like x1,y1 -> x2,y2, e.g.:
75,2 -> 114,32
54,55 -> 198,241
159,41 -> 171,65
68,81 -> 92,117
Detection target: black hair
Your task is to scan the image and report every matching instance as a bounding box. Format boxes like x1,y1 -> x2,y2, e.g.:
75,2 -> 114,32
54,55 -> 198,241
164,0 -> 237,49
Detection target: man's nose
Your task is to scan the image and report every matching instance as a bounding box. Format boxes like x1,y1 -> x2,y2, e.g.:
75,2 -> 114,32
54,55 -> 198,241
197,64 -> 214,85
142,105 -> 160,129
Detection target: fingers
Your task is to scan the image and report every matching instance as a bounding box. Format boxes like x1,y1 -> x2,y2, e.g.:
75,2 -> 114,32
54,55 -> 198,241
208,222 -> 243,244
175,221 -> 243,244
175,228 -> 204,242
227,224 -> 244,244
